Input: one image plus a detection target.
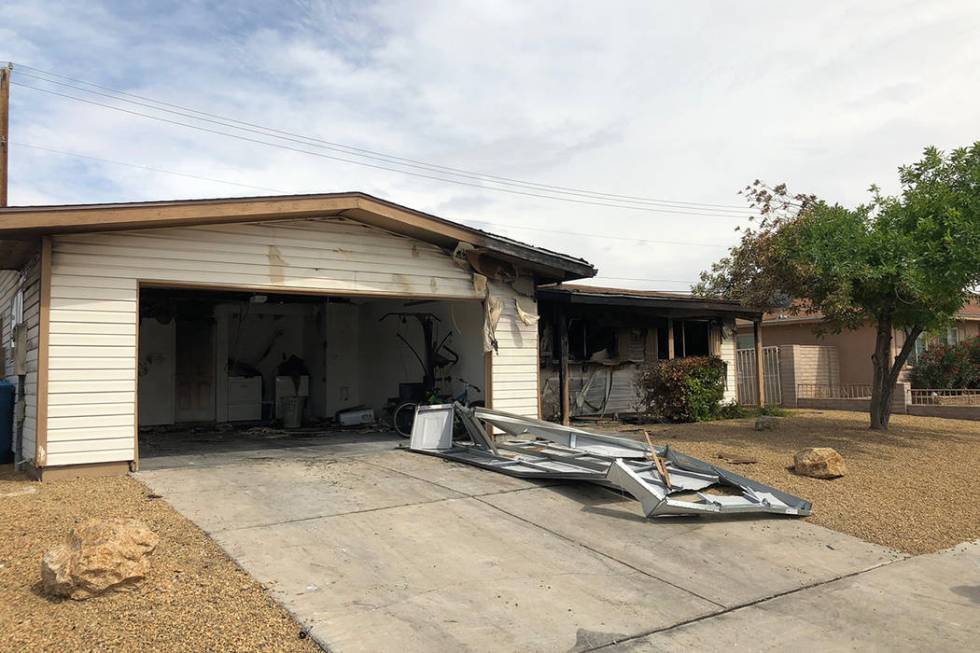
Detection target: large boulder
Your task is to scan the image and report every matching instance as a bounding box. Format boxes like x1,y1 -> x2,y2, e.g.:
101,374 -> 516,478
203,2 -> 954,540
794,447 -> 847,479
41,518 -> 159,600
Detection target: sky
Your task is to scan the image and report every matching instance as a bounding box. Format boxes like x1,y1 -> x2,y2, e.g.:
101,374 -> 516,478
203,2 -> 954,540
2,1 -> 979,290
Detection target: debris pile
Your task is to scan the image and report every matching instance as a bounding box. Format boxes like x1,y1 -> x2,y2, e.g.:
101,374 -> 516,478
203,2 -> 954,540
410,404 -> 812,518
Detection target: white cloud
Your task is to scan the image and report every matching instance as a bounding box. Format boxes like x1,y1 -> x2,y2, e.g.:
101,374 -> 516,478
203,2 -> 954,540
2,0 -> 979,289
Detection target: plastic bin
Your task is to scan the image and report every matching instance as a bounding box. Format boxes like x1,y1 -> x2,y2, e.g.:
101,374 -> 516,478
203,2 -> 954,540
0,381 -> 14,464
280,396 -> 306,429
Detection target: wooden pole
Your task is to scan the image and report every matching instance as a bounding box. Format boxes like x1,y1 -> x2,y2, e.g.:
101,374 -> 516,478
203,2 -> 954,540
666,318 -> 675,360
0,63 -> 11,207
558,309 -> 570,425
753,319 -> 766,406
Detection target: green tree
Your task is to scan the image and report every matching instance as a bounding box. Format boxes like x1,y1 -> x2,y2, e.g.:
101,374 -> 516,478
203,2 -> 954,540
695,145 -> 980,430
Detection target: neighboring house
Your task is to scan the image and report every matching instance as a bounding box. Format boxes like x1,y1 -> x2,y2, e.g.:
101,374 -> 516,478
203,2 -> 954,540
0,193 -> 596,479
536,285 -> 761,422
735,299 -> 980,387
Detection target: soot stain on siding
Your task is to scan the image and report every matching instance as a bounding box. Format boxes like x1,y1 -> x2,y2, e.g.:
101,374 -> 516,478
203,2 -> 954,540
267,245 -> 286,284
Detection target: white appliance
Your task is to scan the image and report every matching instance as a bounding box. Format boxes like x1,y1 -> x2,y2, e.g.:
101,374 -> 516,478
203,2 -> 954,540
227,376 -> 262,421
275,375 -> 310,419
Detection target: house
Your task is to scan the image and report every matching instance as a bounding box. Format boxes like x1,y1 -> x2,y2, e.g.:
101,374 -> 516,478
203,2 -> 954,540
536,285 -> 761,423
736,299 -> 980,389
0,193 -> 595,479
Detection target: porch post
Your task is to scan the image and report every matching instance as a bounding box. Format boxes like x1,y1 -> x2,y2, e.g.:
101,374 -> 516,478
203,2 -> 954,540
558,308 -> 571,425
666,318 -> 675,359
753,319 -> 766,406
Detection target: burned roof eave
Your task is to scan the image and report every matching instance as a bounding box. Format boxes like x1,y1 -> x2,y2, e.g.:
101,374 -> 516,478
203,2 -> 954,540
0,191 -> 597,281
537,287 -> 762,320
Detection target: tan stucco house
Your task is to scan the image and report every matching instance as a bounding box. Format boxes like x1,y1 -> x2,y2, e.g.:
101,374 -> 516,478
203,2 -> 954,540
736,299 -> 980,387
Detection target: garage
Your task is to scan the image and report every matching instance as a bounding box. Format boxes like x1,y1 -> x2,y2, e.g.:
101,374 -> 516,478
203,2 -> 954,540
0,193 -> 595,478
137,286 -> 486,464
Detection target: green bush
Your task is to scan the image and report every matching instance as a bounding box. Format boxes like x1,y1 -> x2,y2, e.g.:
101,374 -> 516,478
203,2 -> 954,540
636,356 -> 728,422
909,335 -> 980,389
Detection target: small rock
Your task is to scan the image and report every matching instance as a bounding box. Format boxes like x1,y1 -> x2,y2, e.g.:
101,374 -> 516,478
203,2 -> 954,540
755,415 -> 780,431
794,447 -> 847,479
41,518 -> 159,600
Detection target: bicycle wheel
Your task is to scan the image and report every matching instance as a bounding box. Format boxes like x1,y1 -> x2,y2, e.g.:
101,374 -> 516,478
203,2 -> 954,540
393,402 -> 418,438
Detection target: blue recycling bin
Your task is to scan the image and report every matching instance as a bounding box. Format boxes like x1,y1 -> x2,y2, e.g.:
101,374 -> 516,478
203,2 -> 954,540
0,380 -> 14,464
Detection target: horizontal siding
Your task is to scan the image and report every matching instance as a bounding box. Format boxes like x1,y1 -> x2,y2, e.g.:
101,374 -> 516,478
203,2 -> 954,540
1,270 -> 19,457
489,282 -> 539,418
720,320 -> 738,403
43,216 -> 493,466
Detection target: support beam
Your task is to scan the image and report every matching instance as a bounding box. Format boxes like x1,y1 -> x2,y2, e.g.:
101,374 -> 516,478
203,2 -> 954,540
753,319 -> 766,406
666,318 -> 675,360
558,309 -> 570,425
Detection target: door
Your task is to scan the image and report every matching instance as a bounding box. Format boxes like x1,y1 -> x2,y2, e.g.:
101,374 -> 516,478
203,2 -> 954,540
175,318 -> 216,422
138,318 -> 175,426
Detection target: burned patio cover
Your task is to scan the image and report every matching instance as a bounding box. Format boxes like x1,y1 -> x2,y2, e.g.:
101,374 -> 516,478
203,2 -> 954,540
409,404 -> 812,518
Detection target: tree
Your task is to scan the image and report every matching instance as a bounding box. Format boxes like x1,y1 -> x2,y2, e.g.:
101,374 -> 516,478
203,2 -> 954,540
695,145 -> 980,430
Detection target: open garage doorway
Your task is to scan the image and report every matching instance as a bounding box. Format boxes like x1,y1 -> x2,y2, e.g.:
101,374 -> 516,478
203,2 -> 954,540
136,286 -> 486,468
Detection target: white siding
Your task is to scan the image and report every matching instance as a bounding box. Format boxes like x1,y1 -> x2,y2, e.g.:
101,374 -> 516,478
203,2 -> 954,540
1,259 -> 40,464
488,280 -> 539,418
44,217 -> 509,466
720,318 -> 737,403
1,270 -> 18,457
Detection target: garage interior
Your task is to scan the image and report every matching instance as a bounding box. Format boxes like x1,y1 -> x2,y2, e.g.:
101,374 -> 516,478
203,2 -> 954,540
137,286 -> 485,466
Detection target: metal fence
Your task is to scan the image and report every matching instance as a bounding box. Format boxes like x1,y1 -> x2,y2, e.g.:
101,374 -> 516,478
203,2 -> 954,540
736,347 -> 781,405
910,388 -> 980,406
797,384 -> 873,399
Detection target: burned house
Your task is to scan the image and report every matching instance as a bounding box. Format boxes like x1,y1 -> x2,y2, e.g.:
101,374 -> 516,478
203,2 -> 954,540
536,285 -> 763,422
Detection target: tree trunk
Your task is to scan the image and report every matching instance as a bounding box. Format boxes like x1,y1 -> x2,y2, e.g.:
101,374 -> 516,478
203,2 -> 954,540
869,319 -> 923,431
869,319 -> 893,430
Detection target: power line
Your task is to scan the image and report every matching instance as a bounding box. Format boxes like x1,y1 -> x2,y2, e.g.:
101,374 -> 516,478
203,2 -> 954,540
16,142 -> 286,194
465,219 -> 731,248
15,80 -> 757,219
17,141 -> 737,251
13,62 -> 751,214
14,144 -> 708,288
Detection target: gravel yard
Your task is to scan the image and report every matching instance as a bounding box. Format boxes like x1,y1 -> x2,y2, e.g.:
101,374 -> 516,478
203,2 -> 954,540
0,409 -> 975,651
604,409 -> 980,555
0,470 -> 319,653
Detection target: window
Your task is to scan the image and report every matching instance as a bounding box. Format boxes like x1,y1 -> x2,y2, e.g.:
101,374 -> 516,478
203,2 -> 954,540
562,317 -> 618,362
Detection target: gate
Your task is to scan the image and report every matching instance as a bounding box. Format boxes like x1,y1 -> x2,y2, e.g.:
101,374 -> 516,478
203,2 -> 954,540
736,347 -> 781,406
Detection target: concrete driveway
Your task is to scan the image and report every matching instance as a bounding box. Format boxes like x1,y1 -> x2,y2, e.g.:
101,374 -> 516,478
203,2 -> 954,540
136,441 -> 979,652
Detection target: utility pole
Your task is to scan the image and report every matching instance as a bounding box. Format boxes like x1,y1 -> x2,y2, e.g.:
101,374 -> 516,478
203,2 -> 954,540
0,63 -> 11,207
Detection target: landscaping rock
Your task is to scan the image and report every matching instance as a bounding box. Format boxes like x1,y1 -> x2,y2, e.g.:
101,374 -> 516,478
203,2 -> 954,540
794,447 -> 847,479
41,517 -> 159,600
755,415 -> 780,431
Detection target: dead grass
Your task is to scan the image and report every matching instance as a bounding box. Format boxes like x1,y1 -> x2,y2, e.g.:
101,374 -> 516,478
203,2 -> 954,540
604,409 -> 980,555
0,470 -> 319,653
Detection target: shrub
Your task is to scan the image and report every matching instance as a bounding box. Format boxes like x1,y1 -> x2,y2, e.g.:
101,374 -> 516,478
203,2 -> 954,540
717,400 -> 750,419
636,356 -> 727,422
909,335 -> 980,389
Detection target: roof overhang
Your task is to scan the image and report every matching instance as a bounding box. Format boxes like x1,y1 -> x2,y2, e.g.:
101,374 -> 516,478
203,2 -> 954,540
0,192 -> 596,282
538,285 -> 763,320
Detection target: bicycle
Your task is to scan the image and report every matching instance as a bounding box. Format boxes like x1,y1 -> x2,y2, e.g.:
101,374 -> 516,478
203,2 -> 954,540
393,378 -> 484,438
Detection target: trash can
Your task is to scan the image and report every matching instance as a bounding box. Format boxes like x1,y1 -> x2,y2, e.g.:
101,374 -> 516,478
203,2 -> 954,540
0,380 -> 14,464
280,395 -> 306,429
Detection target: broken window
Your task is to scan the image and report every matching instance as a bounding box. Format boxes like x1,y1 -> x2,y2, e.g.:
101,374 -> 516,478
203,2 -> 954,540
566,318 -> 618,361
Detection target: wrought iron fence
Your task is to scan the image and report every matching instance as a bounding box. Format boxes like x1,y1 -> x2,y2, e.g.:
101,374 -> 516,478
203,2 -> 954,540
735,347 -> 781,405
797,384 -> 873,399
909,388 -> 980,406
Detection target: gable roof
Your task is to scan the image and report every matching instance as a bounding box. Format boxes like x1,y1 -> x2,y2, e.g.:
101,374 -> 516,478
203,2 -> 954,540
0,191 -> 596,282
